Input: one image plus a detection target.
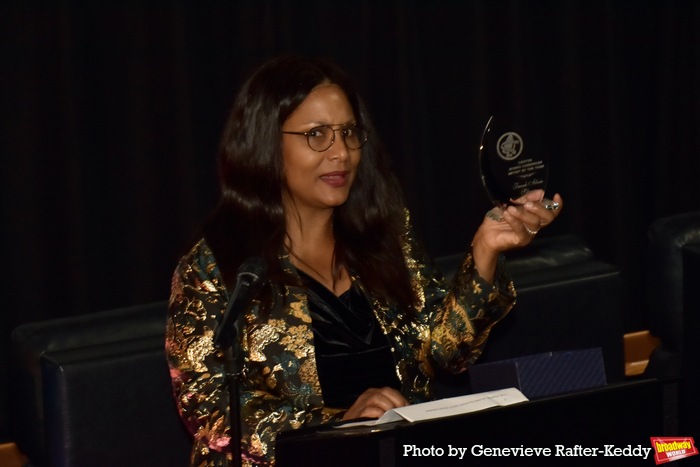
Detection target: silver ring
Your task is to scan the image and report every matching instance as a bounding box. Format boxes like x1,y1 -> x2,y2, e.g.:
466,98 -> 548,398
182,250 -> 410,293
524,225 -> 539,236
485,208 -> 504,222
542,198 -> 560,211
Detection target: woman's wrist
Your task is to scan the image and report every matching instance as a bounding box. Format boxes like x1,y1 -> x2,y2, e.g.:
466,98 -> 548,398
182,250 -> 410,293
471,230 -> 500,284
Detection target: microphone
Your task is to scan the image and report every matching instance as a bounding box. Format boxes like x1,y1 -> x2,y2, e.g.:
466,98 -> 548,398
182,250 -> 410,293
214,257 -> 268,350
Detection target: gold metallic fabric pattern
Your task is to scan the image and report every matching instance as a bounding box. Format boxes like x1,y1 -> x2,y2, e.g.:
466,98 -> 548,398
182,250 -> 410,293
165,215 -> 516,466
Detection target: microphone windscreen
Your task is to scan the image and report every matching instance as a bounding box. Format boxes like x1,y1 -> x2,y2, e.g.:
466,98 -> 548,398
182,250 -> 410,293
237,256 -> 267,280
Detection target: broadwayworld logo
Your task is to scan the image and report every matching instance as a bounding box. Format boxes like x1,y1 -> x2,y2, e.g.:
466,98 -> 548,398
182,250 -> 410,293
650,437 -> 698,464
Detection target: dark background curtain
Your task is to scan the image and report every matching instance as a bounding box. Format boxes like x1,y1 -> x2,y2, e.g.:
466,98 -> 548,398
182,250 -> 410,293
1,0 -> 698,441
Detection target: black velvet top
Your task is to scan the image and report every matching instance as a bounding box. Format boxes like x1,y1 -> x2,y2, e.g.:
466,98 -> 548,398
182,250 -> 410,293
298,270 -> 401,408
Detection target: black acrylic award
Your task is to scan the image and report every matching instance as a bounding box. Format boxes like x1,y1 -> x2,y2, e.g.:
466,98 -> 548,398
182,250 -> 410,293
479,116 -> 548,207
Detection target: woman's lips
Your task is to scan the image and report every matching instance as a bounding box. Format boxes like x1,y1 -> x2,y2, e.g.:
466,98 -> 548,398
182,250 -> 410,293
320,171 -> 349,187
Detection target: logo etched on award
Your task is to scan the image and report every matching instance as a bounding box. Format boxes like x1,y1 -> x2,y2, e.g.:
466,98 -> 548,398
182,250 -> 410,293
479,116 -> 548,207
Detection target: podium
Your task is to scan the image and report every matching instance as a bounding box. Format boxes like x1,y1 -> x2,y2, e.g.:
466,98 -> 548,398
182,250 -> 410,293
276,380 -> 668,466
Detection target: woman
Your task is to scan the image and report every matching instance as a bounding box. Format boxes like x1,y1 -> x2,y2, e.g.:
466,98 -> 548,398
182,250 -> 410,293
166,55 -> 563,466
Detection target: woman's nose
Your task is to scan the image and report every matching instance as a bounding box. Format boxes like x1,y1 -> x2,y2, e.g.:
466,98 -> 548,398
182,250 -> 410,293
327,132 -> 349,161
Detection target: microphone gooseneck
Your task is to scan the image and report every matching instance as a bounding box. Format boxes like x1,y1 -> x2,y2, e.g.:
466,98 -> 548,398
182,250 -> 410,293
213,257 -> 268,350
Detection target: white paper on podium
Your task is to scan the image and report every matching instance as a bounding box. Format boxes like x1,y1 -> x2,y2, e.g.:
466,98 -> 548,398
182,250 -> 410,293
337,387 -> 528,428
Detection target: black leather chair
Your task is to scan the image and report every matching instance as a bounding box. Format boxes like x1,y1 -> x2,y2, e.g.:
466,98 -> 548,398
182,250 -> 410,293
644,211 -> 700,434
10,302 -> 192,467
434,234 -> 625,397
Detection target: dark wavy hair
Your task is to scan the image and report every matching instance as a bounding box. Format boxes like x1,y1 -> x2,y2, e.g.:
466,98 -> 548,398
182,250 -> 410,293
203,55 -> 418,313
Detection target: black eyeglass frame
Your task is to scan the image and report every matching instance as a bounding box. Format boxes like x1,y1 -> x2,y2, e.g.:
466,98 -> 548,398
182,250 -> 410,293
282,123 -> 369,152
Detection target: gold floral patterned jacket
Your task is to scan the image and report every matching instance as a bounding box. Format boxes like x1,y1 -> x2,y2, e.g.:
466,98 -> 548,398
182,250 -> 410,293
165,222 -> 516,467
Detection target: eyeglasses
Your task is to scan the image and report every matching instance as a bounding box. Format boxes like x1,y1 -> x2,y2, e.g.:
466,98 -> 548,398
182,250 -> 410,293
282,123 -> 369,152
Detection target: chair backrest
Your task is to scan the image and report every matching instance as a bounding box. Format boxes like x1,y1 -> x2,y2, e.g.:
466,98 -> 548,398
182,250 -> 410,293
645,211 -> 700,354
10,301 -> 192,467
433,234 -> 624,397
